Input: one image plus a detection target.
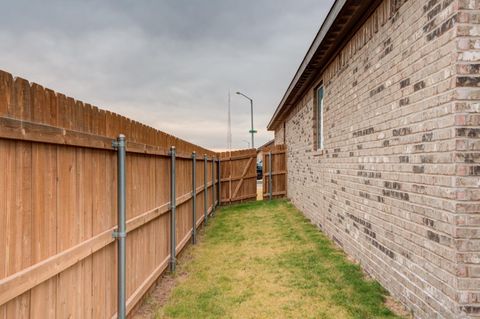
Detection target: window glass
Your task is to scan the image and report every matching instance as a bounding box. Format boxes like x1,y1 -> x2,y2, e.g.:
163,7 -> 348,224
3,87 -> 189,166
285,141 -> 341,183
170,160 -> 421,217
317,86 -> 324,149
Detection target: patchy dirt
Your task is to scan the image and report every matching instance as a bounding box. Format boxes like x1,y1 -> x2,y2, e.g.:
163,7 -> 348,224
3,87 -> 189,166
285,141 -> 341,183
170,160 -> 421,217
131,274 -> 176,319
385,296 -> 413,319
343,253 -> 410,318
257,180 -> 263,200
131,244 -> 195,318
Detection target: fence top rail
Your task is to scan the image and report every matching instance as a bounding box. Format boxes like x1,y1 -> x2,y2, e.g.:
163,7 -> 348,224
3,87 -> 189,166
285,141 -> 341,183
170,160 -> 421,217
268,149 -> 286,155
218,149 -> 256,159
219,153 -> 257,162
0,69 -> 216,156
0,116 -> 220,159
262,144 -> 286,154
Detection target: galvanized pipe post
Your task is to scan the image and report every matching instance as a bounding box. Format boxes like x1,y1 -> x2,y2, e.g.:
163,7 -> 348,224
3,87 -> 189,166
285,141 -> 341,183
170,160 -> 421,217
212,158 -> 215,214
191,151 -> 197,244
169,146 -> 177,272
217,158 -> 221,206
112,134 -> 127,319
204,154 -> 208,225
269,151 -> 273,201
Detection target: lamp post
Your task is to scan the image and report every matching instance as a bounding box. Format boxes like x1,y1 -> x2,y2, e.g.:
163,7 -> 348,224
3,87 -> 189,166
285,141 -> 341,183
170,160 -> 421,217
236,91 -> 256,148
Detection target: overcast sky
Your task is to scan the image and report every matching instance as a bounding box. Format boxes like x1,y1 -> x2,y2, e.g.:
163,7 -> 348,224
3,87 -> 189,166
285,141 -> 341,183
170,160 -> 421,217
0,0 -> 334,150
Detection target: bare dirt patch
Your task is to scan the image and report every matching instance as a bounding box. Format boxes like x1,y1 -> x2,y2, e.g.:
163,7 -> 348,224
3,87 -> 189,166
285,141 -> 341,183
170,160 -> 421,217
131,238 -> 196,318
385,296 -> 413,319
131,274 -> 177,319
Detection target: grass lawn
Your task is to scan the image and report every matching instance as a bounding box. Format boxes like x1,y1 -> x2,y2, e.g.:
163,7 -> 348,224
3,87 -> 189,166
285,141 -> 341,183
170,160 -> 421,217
151,200 -> 405,319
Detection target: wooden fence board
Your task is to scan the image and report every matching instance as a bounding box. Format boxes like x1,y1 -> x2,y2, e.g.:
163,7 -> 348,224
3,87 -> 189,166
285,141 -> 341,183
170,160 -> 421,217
263,145 -> 287,199
0,141 -> 6,319
0,71 -> 12,118
30,143 -> 57,318
6,141 -> 33,318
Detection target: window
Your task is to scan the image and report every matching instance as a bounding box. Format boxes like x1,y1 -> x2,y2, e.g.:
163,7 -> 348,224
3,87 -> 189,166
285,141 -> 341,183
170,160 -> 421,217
316,86 -> 324,149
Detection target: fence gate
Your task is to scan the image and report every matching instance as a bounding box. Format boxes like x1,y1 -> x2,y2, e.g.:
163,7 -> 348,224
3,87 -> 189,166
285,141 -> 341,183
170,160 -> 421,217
262,144 -> 287,199
219,149 -> 257,204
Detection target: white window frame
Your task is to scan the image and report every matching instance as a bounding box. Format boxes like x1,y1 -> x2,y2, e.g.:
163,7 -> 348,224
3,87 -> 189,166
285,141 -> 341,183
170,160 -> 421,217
316,86 -> 324,150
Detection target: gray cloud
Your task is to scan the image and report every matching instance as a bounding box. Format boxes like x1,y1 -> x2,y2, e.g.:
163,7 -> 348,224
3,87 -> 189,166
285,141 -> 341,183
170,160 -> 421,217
0,0 -> 334,149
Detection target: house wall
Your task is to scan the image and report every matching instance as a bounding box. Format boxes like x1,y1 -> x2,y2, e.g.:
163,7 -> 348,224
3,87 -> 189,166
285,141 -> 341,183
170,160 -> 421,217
275,0 -> 480,318
274,124 -> 285,145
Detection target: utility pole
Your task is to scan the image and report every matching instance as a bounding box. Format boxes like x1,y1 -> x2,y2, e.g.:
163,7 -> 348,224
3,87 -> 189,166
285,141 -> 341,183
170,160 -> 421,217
236,91 -> 256,148
227,90 -> 232,151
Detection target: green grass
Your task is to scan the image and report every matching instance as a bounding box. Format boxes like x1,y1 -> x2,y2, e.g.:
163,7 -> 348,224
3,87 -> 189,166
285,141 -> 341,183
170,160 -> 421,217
154,200 -> 403,319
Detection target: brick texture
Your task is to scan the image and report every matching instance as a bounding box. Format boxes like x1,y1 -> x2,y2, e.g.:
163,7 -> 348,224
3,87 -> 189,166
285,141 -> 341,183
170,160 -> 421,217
273,0 -> 480,318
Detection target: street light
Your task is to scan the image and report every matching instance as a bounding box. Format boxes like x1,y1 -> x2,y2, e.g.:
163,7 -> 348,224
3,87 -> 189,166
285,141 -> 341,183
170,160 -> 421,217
241,139 -> 250,149
236,91 -> 256,148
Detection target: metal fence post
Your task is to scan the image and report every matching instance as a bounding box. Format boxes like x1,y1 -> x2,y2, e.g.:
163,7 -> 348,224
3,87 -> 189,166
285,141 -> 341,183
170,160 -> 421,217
169,146 -> 176,272
192,151 -> 197,245
269,151 -> 273,201
217,158 -> 221,206
204,154 -> 208,225
212,158 -> 215,214
112,134 -> 127,319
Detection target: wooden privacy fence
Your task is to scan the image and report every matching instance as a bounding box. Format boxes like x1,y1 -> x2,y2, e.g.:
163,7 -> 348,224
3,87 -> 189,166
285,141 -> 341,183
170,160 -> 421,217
262,144 -> 287,199
218,149 -> 258,204
0,70 -> 223,319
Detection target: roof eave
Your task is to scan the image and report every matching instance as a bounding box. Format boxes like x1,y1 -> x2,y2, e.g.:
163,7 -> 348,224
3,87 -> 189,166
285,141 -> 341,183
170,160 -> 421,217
267,0 -> 377,131
267,0 -> 346,131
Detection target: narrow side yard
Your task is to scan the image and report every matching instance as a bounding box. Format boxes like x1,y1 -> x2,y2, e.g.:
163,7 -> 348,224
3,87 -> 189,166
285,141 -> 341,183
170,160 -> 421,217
138,200 -> 406,319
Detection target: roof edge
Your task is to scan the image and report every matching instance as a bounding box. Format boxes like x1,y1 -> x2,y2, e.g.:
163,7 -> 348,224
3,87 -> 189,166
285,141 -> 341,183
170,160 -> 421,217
267,0 -> 347,131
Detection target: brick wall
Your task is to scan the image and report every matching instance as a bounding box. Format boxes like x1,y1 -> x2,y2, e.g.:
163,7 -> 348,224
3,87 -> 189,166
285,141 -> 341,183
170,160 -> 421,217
274,124 -> 284,145
455,0 -> 480,315
274,0 -> 480,318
